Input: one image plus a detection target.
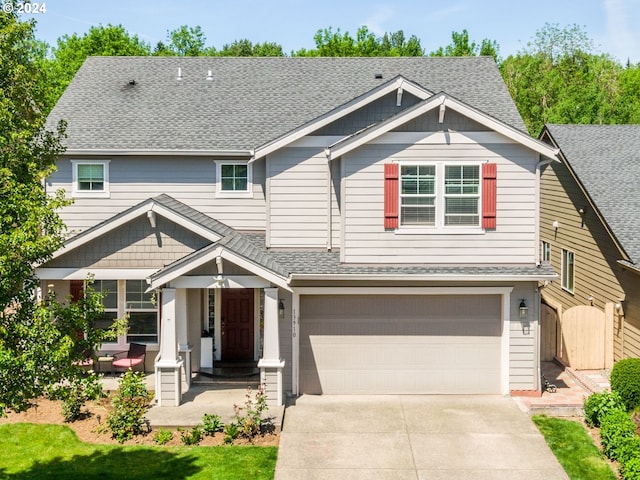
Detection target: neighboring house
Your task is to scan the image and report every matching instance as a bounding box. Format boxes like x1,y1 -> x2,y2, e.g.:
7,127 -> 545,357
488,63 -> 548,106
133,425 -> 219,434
39,57 -> 559,406
539,125 -> 640,370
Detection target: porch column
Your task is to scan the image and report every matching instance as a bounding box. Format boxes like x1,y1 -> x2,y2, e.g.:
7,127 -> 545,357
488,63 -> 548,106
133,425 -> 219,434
175,288 -> 192,391
258,287 -> 285,407
154,287 -> 184,406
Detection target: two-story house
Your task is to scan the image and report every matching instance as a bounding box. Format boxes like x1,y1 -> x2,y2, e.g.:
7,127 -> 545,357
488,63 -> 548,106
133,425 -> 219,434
539,125 -> 640,370
39,57 -> 559,406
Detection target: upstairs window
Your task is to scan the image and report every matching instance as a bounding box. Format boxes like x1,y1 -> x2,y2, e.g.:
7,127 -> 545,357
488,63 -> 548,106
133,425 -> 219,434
215,160 -> 252,197
541,241 -> 551,263
391,163 -> 483,231
71,160 -> 110,198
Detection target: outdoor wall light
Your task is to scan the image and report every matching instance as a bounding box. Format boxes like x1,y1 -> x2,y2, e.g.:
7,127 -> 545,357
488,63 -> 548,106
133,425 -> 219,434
519,299 -> 528,319
278,300 -> 285,320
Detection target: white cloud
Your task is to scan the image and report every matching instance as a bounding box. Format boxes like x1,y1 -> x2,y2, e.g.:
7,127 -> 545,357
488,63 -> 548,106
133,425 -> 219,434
362,5 -> 395,36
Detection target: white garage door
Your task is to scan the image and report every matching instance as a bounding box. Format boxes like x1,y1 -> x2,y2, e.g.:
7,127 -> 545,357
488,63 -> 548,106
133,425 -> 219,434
300,294 -> 502,394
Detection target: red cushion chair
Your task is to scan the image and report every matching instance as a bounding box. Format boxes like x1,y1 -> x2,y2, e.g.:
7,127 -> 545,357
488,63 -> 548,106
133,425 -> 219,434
112,343 -> 146,372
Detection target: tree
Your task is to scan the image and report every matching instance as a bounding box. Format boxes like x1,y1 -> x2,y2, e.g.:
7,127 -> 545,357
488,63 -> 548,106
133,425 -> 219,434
218,39 -> 284,57
46,24 -> 151,110
500,23 -> 623,135
430,29 -> 499,62
160,25 -> 216,56
0,5 -> 124,416
293,26 -> 423,57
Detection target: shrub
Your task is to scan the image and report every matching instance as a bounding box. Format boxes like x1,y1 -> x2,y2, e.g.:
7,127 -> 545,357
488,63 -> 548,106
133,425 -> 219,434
622,456 -> 640,480
153,429 -> 173,445
600,409 -> 637,460
232,385 -> 269,439
611,358 -> 640,412
223,422 -> 239,445
584,390 -> 626,427
202,413 -> 223,436
55,374 -> 104,422
617,437 -> 640,466
106,370 -> 151,443
179,426 -> 203,446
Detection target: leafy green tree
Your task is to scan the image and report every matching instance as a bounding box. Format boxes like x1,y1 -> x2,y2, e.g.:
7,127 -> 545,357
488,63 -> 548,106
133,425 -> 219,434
293,26 -> 423,57
430,29 -> 499,61
0,5 -> 125,416
160,25 -> 216,56
218,39 -> 284,57
46,24 -> 151,109
500,23 -> 623,134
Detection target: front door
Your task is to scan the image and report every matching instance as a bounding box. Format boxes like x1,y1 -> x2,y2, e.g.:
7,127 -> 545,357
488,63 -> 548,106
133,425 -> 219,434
221,289 -> 254,361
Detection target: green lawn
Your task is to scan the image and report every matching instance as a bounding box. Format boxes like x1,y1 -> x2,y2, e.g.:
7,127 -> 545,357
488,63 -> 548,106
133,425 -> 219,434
0,423 -> 277,480
533,415 -> 617,480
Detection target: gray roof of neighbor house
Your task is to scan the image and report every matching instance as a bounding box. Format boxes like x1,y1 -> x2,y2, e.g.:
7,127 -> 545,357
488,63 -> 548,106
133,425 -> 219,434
46,56 -> 526,152
545,124 -> 640,267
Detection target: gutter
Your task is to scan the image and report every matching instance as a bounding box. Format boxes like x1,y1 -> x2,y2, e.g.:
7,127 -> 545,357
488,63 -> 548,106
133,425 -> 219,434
64,149 -> 253,158
287,272 -> 559,283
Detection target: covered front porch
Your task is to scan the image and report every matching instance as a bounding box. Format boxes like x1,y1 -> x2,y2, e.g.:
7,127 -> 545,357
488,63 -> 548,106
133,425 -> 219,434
150,249 -> 291,408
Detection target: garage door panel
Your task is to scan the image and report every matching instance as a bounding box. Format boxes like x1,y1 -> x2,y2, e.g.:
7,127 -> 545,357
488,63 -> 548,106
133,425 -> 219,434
300,295 -> 502,394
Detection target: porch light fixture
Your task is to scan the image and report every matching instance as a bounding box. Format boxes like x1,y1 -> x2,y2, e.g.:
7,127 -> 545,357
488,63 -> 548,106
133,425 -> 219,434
278,300 -> 285,320
519,299 -> 528,319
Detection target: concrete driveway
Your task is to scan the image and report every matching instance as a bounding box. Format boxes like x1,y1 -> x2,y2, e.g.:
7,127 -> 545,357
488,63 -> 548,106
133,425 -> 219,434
275,395 -> 569,480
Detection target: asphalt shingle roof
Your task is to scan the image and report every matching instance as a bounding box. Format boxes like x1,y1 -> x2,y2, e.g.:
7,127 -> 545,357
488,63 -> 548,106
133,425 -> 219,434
47,56 -> 525,151
546,124 -> 640,265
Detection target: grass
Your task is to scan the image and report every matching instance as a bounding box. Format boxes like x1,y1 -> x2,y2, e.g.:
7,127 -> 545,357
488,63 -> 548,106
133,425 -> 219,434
533,415 -> 617,480
0,423 -> 277,480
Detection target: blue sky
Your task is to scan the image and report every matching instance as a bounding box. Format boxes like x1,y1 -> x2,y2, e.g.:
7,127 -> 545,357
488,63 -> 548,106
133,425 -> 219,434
23,0 -> 640,63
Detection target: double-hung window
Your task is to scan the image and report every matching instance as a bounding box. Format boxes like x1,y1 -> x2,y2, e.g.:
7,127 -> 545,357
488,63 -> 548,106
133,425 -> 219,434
125,280 -> 159,344
215,160 -> 252,197
397,163 -> 481,230
541,241 -> 551,263
71,160 -> 110,198
562,249 -> 575,293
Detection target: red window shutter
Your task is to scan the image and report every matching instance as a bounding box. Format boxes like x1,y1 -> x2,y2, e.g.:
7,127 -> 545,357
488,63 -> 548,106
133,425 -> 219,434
384,163 -> 399,229
482,163 -> 497,229
70,280 -> 84,302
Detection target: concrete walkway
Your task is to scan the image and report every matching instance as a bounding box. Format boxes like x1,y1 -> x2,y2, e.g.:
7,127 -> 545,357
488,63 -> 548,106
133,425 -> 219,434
275,395 -> 569,480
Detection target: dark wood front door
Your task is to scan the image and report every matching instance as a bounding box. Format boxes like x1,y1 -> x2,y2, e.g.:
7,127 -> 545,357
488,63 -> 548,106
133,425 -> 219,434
221,289 -> 254,361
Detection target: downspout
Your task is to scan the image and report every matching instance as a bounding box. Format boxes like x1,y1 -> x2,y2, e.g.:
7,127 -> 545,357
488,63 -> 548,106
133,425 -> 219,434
325,148 -> 332,251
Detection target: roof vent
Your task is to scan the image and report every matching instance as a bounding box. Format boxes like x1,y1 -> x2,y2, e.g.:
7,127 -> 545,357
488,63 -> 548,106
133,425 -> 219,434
177,67 -> 182,81
128,79 -> 136,86
206,70 -> 213,81
375,73 -> 383,79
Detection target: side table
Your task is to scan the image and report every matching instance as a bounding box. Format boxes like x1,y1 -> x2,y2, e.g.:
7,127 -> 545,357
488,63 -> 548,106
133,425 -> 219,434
97,355 -> 114,375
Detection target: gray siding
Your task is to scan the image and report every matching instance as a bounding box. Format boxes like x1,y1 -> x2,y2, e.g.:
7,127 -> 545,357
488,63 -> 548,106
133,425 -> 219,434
279,291 -> 293,397
268,148 -> 332,248
46,216 -> 209,269
342,139 -> 539,263
48,156 -> 266,234
509,283 -> 538,391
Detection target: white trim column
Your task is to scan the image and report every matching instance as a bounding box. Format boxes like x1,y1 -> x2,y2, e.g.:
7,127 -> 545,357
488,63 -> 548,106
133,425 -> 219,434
292,292 -> 300,396
154,287 -> 184,406
258,287 -> 285,406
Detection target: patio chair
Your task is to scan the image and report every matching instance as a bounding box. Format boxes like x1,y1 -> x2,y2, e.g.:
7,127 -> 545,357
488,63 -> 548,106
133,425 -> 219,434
112,343 -> 146,372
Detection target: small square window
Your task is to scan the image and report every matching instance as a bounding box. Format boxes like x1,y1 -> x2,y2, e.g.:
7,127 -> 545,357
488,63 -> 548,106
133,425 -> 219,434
542,241 -> 551,263
71,160 -> 110,198
215,160 -> 253,198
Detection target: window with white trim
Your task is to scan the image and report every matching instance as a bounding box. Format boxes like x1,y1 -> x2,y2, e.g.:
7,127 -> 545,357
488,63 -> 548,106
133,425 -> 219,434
125,280 -> 158,344
215,160 -> 252,197
562,249 -> 575,293
71,160 -> 110,198
399,163 -> 480,229
92,280 -> 119,333
541,241 -> 551,263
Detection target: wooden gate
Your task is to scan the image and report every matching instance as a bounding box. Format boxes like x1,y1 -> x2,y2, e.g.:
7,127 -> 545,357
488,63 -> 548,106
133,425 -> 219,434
540,303 -> 558,361
559,305 -> 609,369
